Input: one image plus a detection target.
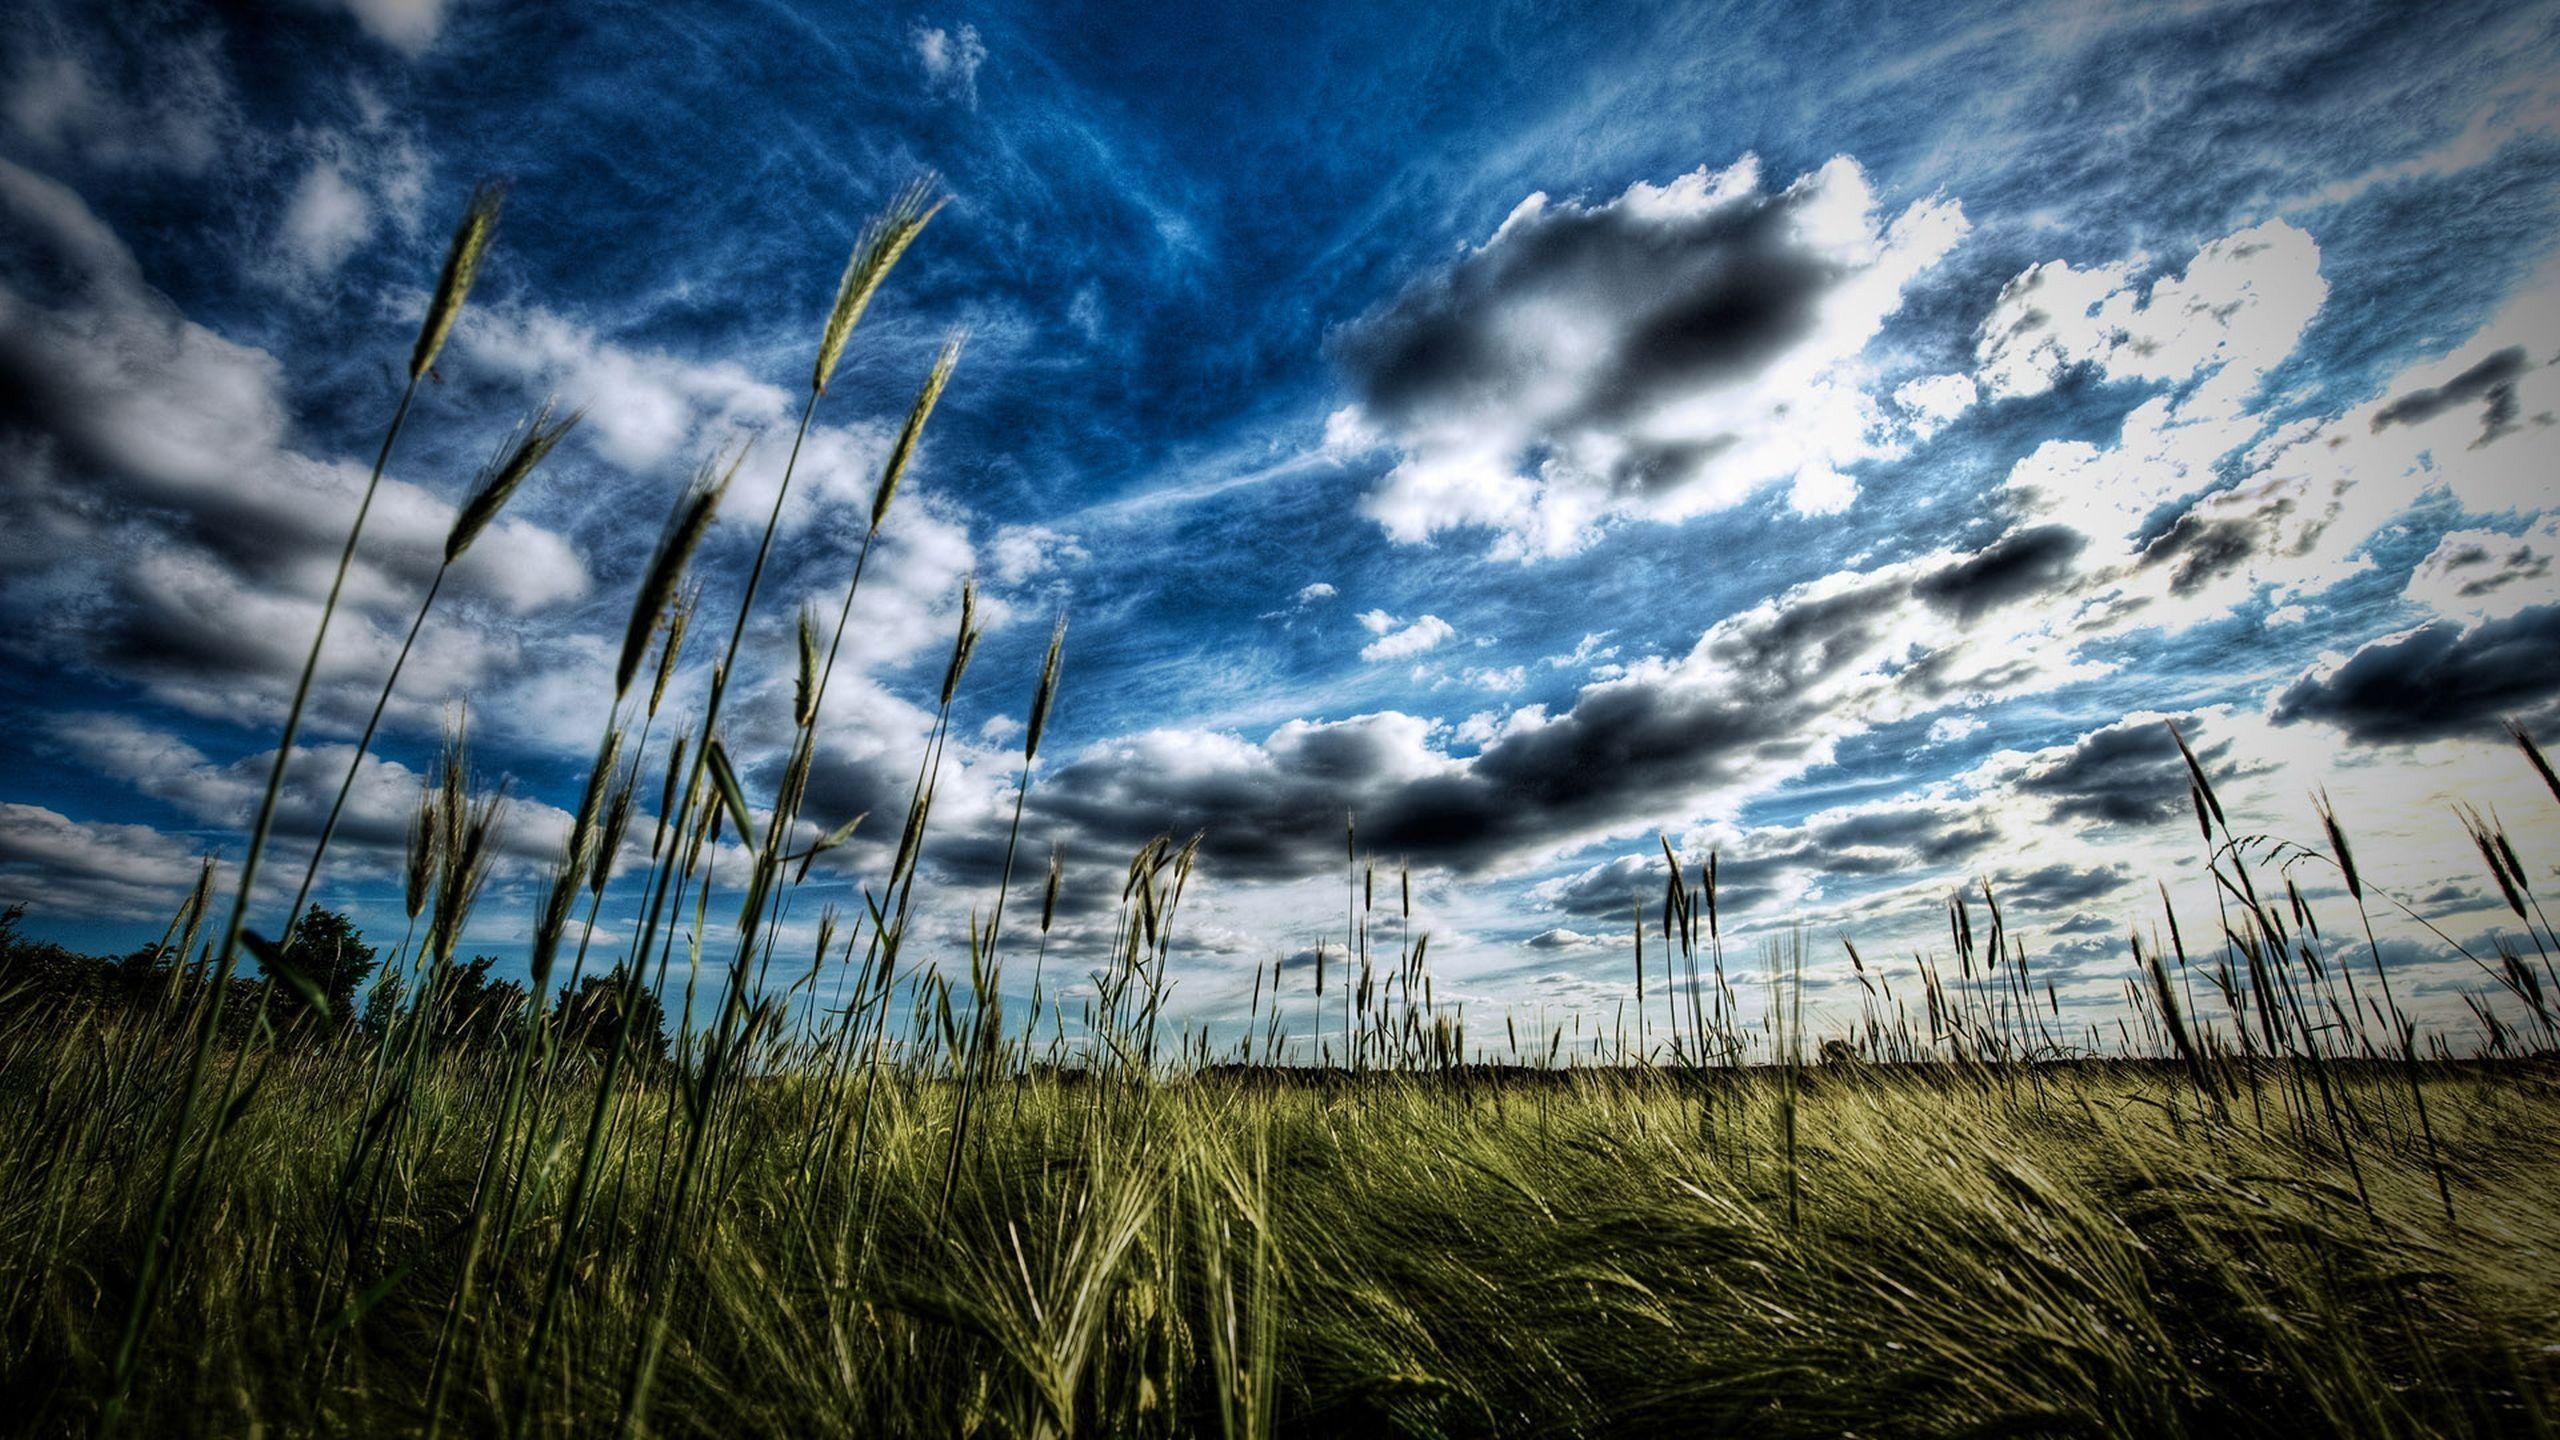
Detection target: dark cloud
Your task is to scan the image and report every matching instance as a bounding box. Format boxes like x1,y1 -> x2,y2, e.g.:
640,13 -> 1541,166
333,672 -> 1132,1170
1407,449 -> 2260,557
2370,345 -> 2533,445
0,159 -> 592,738
2011,715 -> 2237,828
1805,806 -> 2000,866
1991,861 -> 2135,912
1032,579 -> 1908,880
1915,525 -> 2086,621
2269,605 -> 2560,744
1536,849 -> 1790,924
2139,512 -> 2263,596
1336,190 -> 1839,435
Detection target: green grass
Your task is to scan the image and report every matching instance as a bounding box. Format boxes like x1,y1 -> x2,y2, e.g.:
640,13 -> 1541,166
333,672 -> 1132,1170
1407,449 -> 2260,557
0,1019 -> 2553,1437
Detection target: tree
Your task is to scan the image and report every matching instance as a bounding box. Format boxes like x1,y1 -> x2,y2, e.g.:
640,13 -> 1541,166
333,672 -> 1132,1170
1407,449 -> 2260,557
271,905 -> 378,1031
553,969 -> 671,1070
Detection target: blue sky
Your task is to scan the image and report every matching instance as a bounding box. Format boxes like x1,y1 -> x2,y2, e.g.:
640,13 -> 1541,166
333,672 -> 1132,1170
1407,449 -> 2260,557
3,0 -> 2558,1054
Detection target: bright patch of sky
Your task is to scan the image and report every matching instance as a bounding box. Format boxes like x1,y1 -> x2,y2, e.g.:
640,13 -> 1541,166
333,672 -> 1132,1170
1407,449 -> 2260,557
3,0 -> 2558,1056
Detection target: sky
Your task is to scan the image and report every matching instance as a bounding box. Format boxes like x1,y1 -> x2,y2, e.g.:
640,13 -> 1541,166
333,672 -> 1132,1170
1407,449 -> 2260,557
2,0 -> 2558,1058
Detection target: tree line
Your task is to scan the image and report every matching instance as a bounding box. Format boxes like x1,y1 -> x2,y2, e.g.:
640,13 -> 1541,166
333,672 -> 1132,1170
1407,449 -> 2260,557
0,903 -> 668,1066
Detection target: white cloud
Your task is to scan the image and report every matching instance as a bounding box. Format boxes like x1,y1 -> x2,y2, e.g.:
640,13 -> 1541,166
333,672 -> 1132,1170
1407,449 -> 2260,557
324,0 -> 450,55
989,524 -> 1086,584
910,21 -> 987,107
266,121 -> 430,285
455,305 -> 795,474
1296,581 -> 1338,604
2404,516 -> 2560,622
0,158 -> 590,734
1360,614 -> 1454,662
1926,714 -> 1984,745
0,803 -> 212,921
2,31 -> 238,175
282,159 -> 373,274
1339,154 -> 1969,558
1892,371 -> 1976,439
1544,632 -> 1619,669
1976,219 -> 2325,417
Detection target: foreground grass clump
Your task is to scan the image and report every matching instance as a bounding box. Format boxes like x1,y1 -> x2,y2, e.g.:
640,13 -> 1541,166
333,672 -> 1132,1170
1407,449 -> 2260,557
2,1014 -> 2553,1437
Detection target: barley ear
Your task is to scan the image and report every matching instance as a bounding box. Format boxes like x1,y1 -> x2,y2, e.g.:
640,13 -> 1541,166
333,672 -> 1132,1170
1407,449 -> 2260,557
2164,719 -> 2225,830
619,448 -> 738,696
793,604 -> 821,729
2315,790 -> 2360,902
2512,720 -> 2560,808
403,784 -> 440,924
447,397 -> 580,563
1025,613 -> 1067,761
410,179 -> 506,382
592,768 -> 636,897
813,177 -> 944,395
938,577 -> 980,707
1040,844 -> 1064,934
870,328 -> 966,534
648,585 -> 698,722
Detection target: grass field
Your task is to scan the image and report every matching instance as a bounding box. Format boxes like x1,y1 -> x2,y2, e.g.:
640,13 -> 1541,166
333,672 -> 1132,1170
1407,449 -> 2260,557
3,1009 -> 2555,1437
6,179 -> 2559,1438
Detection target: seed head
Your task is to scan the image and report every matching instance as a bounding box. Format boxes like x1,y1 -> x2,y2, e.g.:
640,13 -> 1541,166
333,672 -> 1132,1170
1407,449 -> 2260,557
411,180 -> 506,382
448,396 -> 580,563
813,178 -> 944,396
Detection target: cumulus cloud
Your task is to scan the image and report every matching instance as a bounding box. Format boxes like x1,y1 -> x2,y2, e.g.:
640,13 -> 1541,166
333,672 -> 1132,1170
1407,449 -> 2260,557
47,712 -> 577,869
2270,606 -> 2560,745
910,21 -> 987,107
1333,154 -> 1967,556
1986,222 -> 2328,551
1982,712 -> 2245,829
1025,533 -> 2106,883
1524,927 -> 1601,951
454,305 -> 802,475
0,803 -> 212,922
2370,344 -> 2532,443
2403,517 -> 2560,622
1295,582 -> 1337,604
1359,613 -> 1453,662
1964,225 -> 2559,663
1977,220 -> 2325,416
1988,860 -> 2135,912
0,159 -> 590,731
282,160 -> 373,273
265,117 -> 430,284
1912,524 -> 2085,621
